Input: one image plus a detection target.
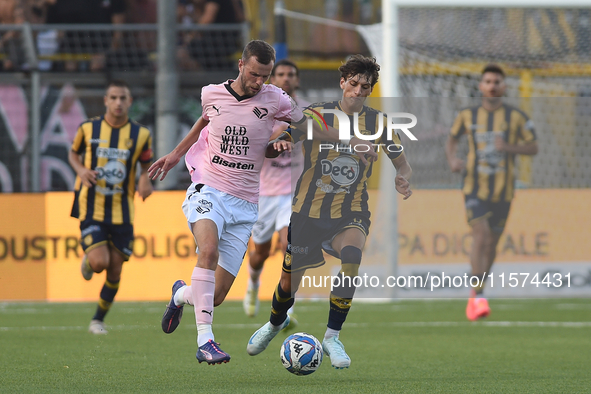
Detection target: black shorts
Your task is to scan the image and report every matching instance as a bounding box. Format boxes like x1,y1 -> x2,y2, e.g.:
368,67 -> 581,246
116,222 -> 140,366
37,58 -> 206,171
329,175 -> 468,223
282,212 -> 371,274
80,219 -> 134,261
464,196 -> 511,234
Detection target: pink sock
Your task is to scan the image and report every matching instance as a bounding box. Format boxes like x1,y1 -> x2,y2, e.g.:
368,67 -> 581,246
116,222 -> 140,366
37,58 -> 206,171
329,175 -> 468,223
191,267 -> 215,325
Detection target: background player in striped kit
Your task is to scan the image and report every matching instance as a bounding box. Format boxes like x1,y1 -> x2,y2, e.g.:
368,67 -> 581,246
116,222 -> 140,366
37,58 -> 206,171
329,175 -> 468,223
69,80 -> 153,334
445,64 -> 538,321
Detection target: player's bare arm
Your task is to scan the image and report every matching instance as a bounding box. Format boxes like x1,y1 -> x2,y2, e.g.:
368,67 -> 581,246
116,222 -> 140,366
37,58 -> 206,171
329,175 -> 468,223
149,116 -> 209,181
445,136 -> 465,173
137,162 -> 153,201
68,150 -> 97,187
494,137 -> 538,155
392,152 -> 412,200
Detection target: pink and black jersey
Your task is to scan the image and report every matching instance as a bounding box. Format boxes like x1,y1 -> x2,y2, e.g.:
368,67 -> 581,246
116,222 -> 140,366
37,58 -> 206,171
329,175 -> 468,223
185,80 -> 305,203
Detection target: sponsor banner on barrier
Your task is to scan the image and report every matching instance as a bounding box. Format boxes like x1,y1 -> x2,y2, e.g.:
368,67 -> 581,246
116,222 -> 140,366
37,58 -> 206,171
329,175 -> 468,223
1,189 -> 590,301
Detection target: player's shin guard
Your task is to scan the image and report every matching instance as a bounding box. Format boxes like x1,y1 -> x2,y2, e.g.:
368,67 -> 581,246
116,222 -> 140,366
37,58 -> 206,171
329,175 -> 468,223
270,283 -> 294,327
328,246 -> 362,331
93,279 -> 120,321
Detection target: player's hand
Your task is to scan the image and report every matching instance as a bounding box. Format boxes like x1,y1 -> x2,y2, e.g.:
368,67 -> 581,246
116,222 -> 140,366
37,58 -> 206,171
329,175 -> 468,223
349,137 -> 378,165
494,135 -> 507,152
266,140 -> 292,158
395,174 -> 412,200
78,168 -> 98,188
449,157 -> 465,173
148,153 -> 180,181
137,173 -> 153,201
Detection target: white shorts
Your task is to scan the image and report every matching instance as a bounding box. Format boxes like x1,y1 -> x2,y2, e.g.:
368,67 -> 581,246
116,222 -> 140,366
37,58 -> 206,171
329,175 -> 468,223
182,183 -> 258,277
251,194 -> 291,244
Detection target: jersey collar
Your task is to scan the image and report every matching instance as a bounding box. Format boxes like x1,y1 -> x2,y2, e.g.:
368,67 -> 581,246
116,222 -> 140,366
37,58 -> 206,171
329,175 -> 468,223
225,80 -> 254,102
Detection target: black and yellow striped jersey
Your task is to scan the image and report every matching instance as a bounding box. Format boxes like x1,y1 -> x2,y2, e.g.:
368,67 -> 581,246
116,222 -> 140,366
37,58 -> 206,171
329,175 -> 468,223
70,116 -> 153,225
289,101 -> 403,219
450,104 -> 536,202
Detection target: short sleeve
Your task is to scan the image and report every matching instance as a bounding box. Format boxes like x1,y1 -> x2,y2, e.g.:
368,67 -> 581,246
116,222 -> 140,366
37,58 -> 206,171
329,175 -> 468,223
201,88 -> 210,121
519,115 -> 536,143
71,124 -> 86,154
450,111 -> 466,139
139,130 -> 154,163
377,116 -> 403,160
276,90 -> 305,125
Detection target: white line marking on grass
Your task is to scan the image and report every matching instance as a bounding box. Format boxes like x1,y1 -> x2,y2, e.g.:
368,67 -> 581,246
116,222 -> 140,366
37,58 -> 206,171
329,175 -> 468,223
2,321 -> 591,332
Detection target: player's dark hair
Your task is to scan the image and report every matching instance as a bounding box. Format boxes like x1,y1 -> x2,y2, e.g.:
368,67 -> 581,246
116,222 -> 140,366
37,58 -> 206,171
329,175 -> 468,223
271,59 -> 299,77
481,64 -> 505,79
338,55 -> 380,87
106,79 -> 130,93
242,40 -> 276,65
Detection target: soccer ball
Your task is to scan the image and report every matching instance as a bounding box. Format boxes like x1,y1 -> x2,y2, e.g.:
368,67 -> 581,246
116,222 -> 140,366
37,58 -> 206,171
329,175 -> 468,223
280,332 -> 323,376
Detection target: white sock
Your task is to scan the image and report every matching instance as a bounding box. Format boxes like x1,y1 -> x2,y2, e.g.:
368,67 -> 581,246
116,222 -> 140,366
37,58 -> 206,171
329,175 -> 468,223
197,324 -> 214,347
324,328 -> 340,340
248,278 -> 259,289
249,265 -> 262,287
173,285 -> 187,306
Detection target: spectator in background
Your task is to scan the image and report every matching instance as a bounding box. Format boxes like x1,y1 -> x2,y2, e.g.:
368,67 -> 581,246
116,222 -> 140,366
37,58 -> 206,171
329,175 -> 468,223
46,0 -> 126,72
177,0 -> 245,71
0,0 -> 25,71
114,0 -> 157,71
25,0 -> 59,71
24,0 -> 55,23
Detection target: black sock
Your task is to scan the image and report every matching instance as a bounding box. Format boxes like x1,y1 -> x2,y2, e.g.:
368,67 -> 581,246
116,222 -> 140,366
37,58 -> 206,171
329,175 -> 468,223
328,276 -> 356,331
93,279 -> 120,321
327,246 -> 362,331
270,283 -> 294,327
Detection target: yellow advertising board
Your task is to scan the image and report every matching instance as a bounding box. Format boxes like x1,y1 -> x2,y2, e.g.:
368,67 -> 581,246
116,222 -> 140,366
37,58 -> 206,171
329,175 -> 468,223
397,189 -> 591,265
1,189 -> 589,301
0,194 -> 48,300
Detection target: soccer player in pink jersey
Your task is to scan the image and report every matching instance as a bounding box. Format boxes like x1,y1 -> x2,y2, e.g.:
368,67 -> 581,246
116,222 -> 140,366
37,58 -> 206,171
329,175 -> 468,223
148,40 -> 377,365
243,59 -> 308,320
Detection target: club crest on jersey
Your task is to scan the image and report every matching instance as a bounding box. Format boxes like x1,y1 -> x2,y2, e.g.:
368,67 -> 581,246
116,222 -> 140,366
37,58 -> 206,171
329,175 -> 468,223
125,139 -> 134,148
196,199 -> 213,214
253,107 -> 268,119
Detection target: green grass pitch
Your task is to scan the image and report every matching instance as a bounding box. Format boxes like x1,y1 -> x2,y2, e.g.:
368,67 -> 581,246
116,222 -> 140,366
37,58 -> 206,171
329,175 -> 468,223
1,299 -> 590,393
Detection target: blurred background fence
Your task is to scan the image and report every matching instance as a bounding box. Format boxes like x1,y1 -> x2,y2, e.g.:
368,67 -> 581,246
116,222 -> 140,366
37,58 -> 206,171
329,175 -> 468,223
1,2 -> 591,193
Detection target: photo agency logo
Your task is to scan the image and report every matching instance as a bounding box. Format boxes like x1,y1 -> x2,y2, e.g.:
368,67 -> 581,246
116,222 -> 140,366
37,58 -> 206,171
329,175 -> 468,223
306,109 -> 418,154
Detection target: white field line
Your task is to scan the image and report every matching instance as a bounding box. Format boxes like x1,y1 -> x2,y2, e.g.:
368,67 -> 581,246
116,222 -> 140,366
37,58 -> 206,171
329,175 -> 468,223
2,320 -> 591,332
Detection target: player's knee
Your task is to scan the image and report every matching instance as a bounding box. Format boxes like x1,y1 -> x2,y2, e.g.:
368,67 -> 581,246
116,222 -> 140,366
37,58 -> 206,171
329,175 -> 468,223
253,248 -> 270,263
198,246 -> 219,267
88,255 -> 109,273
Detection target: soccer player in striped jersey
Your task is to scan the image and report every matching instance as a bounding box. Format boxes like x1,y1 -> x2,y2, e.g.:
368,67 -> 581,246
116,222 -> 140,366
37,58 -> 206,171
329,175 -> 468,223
69,80 -> 153,334
247,55 -> 413,369
445,64 -> 538,321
